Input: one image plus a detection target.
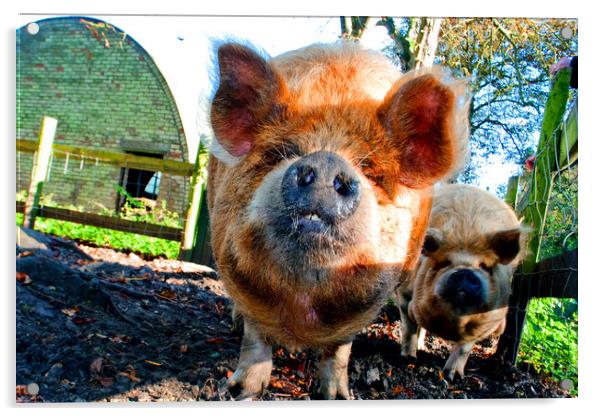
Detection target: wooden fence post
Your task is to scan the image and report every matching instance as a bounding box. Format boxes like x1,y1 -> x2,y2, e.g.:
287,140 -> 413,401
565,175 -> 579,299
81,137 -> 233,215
179,145 -> 208,262
521,68 -> 571,271
504,175 -> 519,210
189,192 -> 213,267
495,68 -> 574,364
23,116 -> 57,229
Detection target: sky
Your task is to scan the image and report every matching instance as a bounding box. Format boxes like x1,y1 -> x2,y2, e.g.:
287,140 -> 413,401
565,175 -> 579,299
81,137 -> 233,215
16,14 -> 517,191
17,15 -> 389,159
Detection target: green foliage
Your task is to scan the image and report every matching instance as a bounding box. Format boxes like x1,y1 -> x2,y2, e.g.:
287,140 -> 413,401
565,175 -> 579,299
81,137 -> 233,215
114,185 -> 182,229
539,169 -> 578,259
518,297 -> 578,395
438,18 -> 577,183
17,189 -> 182,259
516,169 -> 578,396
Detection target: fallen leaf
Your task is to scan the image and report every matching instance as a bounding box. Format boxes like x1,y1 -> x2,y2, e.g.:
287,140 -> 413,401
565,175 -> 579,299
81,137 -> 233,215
90,357 -> 103,374
226,370 -> 233,378
16,385 -> 28,396
61,306 -> 80,317
16,272 -> 32,285
110,334 -> 131,344
144,360 -> 162,366
72,316 -> 95,325
97,376 -> 114,387
18,251 -> 34,257
158,289 -> 177,299
179,344 -> 188,353
119,369 -> 141,383
205,337 -> 225,344
270,378 -> 284,389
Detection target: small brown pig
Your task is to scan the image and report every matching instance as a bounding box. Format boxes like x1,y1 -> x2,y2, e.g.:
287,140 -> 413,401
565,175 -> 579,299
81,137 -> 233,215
398,184 -> 529,381
206,41 -> 470,399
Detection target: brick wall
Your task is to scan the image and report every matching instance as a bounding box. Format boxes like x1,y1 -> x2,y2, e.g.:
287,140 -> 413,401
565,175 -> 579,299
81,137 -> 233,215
17,17 -> 189,218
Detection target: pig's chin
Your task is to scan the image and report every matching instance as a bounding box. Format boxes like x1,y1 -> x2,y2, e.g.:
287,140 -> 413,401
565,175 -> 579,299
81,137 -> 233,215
265,210 -> 360,272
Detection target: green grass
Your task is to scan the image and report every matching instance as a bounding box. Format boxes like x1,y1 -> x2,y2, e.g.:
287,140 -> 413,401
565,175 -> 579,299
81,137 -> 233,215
16,191 -> 182,259
17,212 -> 180,259
518,297 -> 578,395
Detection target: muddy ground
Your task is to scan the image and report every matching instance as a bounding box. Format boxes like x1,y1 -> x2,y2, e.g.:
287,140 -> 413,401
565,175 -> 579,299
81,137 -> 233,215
15,228 -> 572,402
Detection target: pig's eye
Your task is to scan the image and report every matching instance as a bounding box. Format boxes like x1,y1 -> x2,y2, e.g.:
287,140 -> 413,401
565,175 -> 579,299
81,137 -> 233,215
262,142 -> 302,166
433,259 -> 451,270
479,263 -> 493,274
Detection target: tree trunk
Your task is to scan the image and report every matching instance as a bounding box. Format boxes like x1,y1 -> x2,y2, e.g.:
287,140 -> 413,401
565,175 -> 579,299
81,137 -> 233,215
376,17 -> 442,71
410,18 -> 442,69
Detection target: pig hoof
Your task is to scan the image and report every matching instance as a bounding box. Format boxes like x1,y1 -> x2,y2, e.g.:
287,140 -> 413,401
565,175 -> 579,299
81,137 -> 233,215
443,368 -> 464,382
319,382 -> 351,400
226,362 -> 272,400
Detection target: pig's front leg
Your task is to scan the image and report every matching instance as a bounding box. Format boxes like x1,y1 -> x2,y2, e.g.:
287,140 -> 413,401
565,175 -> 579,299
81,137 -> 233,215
443,342 -> 474,381
227,319 -> 273,399
398,298 -> 419,358
318,342 -> 353,399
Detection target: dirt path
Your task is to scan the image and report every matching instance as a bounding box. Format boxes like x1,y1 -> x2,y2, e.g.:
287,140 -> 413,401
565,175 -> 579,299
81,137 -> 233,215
16,228 -> 571,402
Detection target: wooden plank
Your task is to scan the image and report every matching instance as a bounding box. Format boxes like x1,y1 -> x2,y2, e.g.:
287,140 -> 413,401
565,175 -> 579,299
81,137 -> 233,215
17,139 -> 197,177
516,249 -> 578,299
495,291 -> 530,366
16,201 -> 182,241
504,176 -> 519,210
495,249 -> 578,364
179,145 -> 209,261
521,68 -> 571,272
556,99 -> 578,171
23,116 -> 57,229
189,191 -> 214,267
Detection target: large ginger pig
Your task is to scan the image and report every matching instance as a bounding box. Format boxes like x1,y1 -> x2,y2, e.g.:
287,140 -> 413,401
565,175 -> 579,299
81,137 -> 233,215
399,184 -> 529,381
206,41 -> 469,399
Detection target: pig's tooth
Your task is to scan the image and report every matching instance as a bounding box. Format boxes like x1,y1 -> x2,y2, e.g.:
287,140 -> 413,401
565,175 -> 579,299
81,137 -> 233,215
303,213 -> 322,222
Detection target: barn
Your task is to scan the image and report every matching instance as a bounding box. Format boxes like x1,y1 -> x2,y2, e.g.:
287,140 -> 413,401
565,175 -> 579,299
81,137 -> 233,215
17,16 -> 190,216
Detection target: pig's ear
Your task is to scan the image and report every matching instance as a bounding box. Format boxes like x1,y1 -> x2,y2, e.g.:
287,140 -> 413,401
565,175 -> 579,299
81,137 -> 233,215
378,72 -> 468,188
489,228 -> 525,265
210,43 -> 286,158
422,228 -> 443,256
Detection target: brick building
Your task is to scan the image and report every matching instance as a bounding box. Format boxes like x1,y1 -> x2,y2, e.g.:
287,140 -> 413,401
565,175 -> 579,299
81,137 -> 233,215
17,16 -> 189,217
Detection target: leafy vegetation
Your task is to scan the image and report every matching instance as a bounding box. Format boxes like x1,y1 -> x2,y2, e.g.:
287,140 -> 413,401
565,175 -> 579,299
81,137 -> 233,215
516,167 -> 578,394
519,297 -> 578,395
16,188 -> 182,259
539,169 -> 578,260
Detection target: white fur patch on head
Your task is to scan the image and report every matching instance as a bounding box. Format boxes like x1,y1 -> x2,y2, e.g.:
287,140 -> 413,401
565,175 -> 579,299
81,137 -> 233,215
247,158 -> 295,223
209,136 -> 245,166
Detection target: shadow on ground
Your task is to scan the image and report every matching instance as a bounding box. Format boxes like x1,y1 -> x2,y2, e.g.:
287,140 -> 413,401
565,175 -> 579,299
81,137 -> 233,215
15,228 -> 571,402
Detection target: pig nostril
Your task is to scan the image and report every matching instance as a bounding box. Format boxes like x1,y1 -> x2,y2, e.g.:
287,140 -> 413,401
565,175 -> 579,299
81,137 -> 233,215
333,174 -> 357,197
296,166 -> 315,187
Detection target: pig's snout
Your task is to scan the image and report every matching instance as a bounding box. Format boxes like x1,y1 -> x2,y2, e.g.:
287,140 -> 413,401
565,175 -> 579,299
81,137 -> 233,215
442,269 -> 486,310
281,151 -> 361,229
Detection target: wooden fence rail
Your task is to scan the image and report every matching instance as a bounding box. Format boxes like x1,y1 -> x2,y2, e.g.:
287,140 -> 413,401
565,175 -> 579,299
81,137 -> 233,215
17,138 -> 198,177
17,118 -> 211,261
495,249 -> 578,363
16,201 -> 182,241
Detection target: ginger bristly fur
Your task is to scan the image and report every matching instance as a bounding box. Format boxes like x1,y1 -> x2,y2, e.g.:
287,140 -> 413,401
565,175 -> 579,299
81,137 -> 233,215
206,41 -> 470,398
